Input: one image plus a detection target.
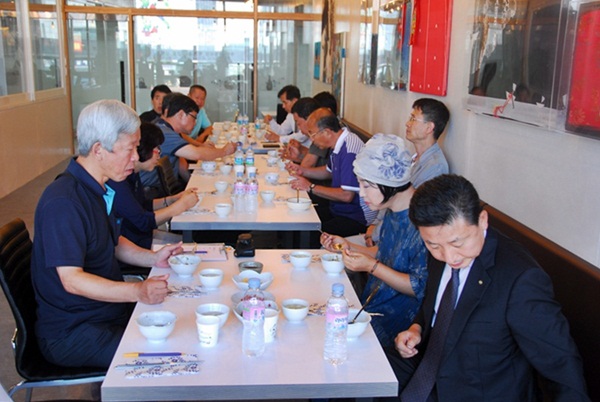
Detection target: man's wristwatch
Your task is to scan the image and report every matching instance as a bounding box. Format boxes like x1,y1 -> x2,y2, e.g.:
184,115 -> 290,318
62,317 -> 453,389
309,183 -> 316,194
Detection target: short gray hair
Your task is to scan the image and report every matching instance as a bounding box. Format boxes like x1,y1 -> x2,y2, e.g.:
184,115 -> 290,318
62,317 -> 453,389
77,99 -> 140,156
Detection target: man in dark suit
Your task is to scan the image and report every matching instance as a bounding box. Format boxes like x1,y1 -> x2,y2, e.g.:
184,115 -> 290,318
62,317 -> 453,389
387,174 -> 589,401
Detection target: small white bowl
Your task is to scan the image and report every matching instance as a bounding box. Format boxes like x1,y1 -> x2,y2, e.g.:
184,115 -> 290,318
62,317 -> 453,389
238,261 -> 264,274
347,308 -> 372,339
215,203 -> 232,218
230,290 -> 276,305
195,303 -> 230,328
168,254 -> 201,278
232,271 -> 274,291
286,197 -> 312,211
267,150 -> 279,157
260,190 -> 275,203
265,172 -> 279,184
220,164 -> 233,175
281,298 -> 309,322
136,311 -> 177,342
289,251 -> 312,269
233,300 -> 279,322
202,161 -> 217,173
321,253 -> 345,275
198,268 -> 224,289
214,180 -> 228,193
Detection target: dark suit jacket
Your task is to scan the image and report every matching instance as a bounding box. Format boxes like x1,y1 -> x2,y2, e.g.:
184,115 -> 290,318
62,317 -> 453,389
413,228 -> 589,401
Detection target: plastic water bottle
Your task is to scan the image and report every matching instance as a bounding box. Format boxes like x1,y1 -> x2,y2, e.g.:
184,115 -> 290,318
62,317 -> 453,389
242,114 -> 249,127
234,143 -> 244,166
245,145 -> 255,166
233,171 -> 246,213
236,112 -> 244,127
245,170 -> 258,213
242,278 -> 265,357
324,283 -> 348,365
254,117 -> 261,130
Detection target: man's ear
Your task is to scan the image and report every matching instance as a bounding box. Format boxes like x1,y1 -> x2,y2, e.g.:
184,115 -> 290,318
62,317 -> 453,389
91,142 -> 104,159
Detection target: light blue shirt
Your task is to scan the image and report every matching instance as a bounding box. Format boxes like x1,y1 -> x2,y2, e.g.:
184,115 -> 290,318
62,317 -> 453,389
190,108 -> 211,139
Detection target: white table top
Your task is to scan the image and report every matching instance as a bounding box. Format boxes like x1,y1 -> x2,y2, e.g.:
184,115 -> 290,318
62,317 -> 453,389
101,249 -> 398,401
171,156 -> 321,232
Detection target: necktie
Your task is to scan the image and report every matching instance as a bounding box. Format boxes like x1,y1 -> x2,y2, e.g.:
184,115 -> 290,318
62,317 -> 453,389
400,268 -> 460,402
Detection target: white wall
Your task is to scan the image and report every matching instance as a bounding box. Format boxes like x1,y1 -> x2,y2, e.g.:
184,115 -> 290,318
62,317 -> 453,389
0,92 -> 72,198
333,0 -> 600,268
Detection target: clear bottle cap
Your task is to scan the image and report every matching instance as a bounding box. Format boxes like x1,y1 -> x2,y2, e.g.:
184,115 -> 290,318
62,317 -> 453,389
332,283 -> 344,295
248,278 -> 261,289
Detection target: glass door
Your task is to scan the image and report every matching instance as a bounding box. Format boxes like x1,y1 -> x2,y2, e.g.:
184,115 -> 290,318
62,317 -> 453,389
67,13 -> 130,130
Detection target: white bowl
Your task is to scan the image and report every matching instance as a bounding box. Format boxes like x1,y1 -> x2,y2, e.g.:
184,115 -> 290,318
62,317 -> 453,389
238,261 -> 264,274
202,161 -> 217,173
286,197 -> 312,211
220,164 -> 233,175
321,253 -> 345,275
289,251 -> 312,269
168,254 -> 201,278
230,290 -> 276,305
214,180 -> 228,193
347,308 -> 372,339
136,311 -> 177,342
265,172 -> 279,184
260,190 -> 275,203
195,303 -> 230,328
215,203 -> 232,218
233,300 -> 279,322
267,150 -> 279,157
232,271 -> 274,291
281,298 -> 309,322
198,268 -> 224,289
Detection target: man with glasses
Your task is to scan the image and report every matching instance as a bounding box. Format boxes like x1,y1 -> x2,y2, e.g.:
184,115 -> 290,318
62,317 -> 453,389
140,93 -> 235,189
364,98 -> 450,248
288,107 -> 367,237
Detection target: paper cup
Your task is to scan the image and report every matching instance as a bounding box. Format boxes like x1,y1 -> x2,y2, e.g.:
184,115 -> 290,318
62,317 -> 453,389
197,315 -> 219,347
263,308 -> 279,343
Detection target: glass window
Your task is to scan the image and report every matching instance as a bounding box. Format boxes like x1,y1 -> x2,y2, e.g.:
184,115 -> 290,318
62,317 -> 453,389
359,0 -> 375,85
29,10 -> 61,90
256,19 -> 319,120
67,13 -> 130,128
376,0 -> 410,91
1,9 -> 24,95
134,16 -> 253,121
257,0 -> 319,14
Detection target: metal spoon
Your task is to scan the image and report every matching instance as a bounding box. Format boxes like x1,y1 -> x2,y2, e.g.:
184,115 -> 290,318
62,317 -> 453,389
350,283 -> 382,324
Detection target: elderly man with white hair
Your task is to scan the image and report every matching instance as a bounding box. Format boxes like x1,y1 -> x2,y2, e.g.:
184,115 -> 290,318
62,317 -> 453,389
31,99 -> 182,368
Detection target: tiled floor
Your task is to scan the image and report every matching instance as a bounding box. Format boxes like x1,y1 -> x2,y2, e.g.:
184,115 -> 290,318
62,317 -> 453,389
0,158 -> 318,401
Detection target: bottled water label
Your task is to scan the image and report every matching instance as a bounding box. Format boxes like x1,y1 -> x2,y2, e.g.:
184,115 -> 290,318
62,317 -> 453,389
325,311 -> 348,330
243,305 -> 264,322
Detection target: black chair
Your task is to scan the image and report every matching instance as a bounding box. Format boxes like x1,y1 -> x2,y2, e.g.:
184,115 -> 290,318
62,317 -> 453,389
156,155 -> 184,196
0,218 -> 106,401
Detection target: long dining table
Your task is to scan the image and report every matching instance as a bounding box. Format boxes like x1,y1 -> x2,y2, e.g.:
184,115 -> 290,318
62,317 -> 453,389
170,154 -> 321,248
101,249 -> 398,401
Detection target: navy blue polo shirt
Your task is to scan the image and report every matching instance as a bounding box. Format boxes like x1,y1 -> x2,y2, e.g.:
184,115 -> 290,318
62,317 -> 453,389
31,158 -> 129,340
108,172 -> 156,249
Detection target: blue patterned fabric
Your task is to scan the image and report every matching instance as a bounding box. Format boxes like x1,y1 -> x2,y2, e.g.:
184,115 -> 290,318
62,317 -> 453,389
361,208 -> 428,347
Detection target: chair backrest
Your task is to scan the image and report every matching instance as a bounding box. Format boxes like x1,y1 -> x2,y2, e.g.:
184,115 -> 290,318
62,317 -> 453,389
156,156 -> 183,196
0,218 -> 107,383
0,218 -> 38,378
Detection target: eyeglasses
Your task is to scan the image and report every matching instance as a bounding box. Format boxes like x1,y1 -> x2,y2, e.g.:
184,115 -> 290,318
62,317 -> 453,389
308,129 -> 326,138
408,115 -> 427,123
186,112 -> 198,120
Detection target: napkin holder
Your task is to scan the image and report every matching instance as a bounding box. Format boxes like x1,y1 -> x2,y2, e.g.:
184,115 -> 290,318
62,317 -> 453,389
234,234 -> 255,257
